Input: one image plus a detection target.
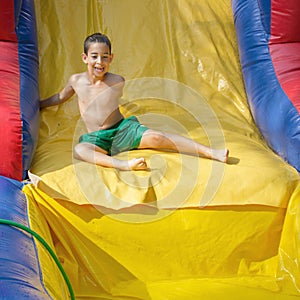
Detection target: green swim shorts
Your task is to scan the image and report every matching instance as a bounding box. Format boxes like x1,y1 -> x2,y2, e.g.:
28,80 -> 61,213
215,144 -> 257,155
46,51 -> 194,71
79,116 -> 149,155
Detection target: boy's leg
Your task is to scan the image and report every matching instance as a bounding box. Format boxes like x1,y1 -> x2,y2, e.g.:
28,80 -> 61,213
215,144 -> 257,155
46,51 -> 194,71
138,130 -> 228,163
74,142 -> 147,170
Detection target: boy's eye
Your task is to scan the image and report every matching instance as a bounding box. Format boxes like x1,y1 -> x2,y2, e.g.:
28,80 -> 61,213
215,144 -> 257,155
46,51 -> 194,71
90,55 -> 110,61
101,55 -> 111,61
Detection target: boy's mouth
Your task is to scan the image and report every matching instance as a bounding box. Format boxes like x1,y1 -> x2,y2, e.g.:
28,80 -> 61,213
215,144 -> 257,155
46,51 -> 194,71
95,66 -> 104,72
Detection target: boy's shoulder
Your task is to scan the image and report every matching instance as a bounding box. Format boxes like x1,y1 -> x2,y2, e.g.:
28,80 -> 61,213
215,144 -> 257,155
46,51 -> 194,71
64,72 -> 87,87
106,72 -> 125,85
69,72 -> 86,81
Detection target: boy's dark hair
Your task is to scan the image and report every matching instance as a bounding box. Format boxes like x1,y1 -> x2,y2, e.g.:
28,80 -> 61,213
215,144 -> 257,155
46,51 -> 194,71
83,33 -> 112,54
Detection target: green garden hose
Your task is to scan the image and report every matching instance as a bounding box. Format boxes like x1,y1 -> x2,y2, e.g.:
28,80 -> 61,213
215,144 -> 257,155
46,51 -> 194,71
0,218 -> 75,300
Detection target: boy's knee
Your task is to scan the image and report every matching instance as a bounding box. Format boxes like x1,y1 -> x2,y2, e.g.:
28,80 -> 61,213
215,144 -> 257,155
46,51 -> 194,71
146,133 -> 168,147
73,144 -> 81,160
73,143 -> 87,160
73,142 -> 108,160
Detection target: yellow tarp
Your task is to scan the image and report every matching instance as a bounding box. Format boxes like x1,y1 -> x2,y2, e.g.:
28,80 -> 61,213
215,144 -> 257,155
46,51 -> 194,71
26,0 -> 300,299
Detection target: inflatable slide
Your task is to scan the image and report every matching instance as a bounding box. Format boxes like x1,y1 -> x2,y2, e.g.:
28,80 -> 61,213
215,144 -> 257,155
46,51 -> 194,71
0,0 -> 300,299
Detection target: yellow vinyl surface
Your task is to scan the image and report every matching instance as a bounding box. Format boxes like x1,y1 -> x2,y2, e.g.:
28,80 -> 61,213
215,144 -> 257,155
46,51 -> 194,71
26,0 -> 300,299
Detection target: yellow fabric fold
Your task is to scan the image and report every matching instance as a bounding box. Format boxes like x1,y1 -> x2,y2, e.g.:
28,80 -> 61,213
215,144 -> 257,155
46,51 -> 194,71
24,184 -> 300,299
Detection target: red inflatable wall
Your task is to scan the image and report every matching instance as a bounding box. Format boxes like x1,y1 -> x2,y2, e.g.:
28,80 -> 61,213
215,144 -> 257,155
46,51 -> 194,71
269,0 -> 300,113
0,0 -> 22,180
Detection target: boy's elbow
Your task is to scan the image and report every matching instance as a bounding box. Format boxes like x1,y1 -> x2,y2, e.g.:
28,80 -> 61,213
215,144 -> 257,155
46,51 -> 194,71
39,98 -> 49,109
39,100 -> 44,109
39,93 -> 60,109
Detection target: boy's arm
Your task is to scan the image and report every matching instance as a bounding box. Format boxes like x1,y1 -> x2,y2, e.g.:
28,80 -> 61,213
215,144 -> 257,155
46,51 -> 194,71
39,77 -> 75,109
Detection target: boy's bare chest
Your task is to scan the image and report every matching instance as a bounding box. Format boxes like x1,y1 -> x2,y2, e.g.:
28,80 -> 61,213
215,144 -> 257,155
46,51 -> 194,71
77,85 -> 119,111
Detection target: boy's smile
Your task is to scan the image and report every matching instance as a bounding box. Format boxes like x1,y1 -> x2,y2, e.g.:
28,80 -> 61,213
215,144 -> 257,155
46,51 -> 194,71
82,42 -> 113,81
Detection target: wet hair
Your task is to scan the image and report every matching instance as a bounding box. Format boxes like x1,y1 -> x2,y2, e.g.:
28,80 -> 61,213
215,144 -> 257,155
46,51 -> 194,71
83,32 -> 112,54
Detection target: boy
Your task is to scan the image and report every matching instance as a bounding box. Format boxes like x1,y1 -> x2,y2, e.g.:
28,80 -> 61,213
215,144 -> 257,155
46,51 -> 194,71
40,33 -> 228,171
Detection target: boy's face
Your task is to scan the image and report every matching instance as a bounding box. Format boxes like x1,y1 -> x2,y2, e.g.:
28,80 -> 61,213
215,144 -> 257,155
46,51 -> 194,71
81,42 -> 113,80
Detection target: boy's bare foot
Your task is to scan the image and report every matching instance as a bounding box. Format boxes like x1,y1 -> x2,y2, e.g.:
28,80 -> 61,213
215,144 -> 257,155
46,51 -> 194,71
130,157 -> 148,170
120,157 -> 147,171
212,149 -> 229,163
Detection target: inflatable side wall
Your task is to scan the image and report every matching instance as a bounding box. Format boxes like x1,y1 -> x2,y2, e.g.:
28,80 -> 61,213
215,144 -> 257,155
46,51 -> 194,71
0,0 -> 39,181
0,176 -> 51,299
0,1 -> 55,299
232,0 -> 300,172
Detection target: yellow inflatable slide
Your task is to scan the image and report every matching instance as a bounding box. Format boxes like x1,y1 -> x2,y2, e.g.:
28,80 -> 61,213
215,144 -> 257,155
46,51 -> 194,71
21,0 -> 300,299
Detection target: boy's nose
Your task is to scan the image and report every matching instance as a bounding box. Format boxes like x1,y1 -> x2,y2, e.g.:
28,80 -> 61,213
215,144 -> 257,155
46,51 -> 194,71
97,56 -> 102,63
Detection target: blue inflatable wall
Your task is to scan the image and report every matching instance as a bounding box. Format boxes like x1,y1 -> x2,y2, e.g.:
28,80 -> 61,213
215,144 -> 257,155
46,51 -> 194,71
232,0 -> 300,172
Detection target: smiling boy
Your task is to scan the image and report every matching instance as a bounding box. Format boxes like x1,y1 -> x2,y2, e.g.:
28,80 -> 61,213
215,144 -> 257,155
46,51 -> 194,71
40,33 -> 228,170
